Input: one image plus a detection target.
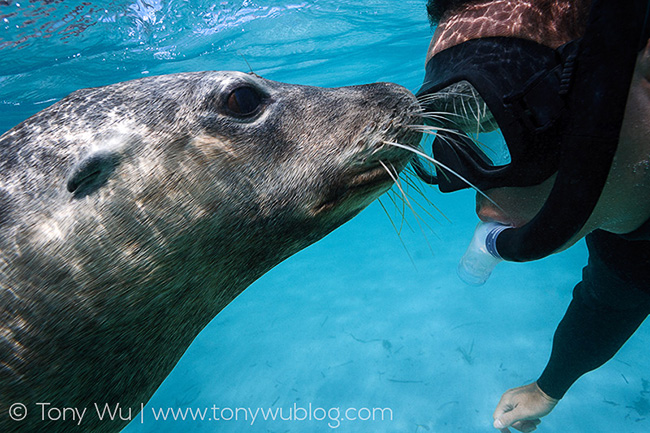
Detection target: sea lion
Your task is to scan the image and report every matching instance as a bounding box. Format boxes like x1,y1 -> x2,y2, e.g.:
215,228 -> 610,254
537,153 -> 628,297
0,71 -> 421,432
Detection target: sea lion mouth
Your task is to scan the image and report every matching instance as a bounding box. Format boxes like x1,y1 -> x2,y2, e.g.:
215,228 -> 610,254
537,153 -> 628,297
312,160 -> 404,215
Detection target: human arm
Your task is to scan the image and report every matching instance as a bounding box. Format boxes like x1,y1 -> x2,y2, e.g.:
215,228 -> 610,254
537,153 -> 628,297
493,230 -> 650,432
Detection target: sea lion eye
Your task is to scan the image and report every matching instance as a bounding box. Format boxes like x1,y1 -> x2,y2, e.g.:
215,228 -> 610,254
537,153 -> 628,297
226,86 -> 262,117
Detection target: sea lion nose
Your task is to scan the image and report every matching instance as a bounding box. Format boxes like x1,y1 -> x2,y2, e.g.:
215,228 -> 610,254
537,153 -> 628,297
360,82 -> 419,112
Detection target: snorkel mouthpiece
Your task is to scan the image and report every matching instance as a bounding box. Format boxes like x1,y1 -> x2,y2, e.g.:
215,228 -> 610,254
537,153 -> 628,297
458,222 -> 511,285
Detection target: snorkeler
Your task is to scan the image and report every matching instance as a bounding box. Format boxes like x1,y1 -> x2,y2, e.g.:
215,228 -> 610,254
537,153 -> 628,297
415,0 -> 650,432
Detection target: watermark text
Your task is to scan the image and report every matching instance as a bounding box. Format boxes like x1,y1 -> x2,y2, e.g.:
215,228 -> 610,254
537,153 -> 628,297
7,402 -> 393,429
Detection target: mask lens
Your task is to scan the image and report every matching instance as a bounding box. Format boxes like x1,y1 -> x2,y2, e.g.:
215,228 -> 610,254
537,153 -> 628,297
468,129 -> 511,167
420,80 -> 511,167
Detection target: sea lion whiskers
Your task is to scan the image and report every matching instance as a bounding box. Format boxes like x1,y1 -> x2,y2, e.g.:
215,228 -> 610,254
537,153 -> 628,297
377,196 -> 417,267
376,120 -> 452,226
414,112 -> 460,124
387,160 -> 442,237
382,161 -> 441,224
408,123 -> 469,139
379,160 -> 435,252
383,139 -> 504,212
396,164 -> 452,225
385,190 -> 409,233
417,90 -> 479,103
376,173 -> 417,265
417,83 -> 497,133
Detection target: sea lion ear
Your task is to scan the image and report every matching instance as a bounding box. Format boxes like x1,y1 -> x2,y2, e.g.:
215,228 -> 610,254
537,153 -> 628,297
67,149 -> 122,197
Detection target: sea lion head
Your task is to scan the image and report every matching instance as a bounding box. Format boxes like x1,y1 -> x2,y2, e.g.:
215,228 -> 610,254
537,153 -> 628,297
1,71 -> 421,287
0,71 -> 420,430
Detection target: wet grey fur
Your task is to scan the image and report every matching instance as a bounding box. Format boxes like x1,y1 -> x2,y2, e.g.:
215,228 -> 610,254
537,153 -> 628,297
0,71 -> 420,432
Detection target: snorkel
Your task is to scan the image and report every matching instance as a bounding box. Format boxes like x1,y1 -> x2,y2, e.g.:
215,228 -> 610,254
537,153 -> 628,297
493,0 -> 650,262
416,0 -> 650,284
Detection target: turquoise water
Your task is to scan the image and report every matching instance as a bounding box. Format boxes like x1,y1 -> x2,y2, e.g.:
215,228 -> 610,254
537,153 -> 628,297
1,2 -> 648,432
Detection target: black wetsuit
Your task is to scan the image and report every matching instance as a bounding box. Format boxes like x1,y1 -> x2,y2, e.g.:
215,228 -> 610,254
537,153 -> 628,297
536,220 -> 650,399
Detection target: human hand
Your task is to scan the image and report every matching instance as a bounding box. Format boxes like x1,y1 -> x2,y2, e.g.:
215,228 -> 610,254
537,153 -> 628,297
492,382 -> 559,432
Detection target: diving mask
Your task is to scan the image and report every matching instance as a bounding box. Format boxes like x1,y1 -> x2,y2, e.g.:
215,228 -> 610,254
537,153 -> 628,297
414,36 -> 578,192
415,0 -> 650,263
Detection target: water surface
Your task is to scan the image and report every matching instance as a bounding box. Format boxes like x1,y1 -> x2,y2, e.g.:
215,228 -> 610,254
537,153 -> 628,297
1,2 -> 647,432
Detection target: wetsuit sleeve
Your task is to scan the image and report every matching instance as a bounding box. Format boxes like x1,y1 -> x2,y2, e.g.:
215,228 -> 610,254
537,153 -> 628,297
536,230 -> 650,400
